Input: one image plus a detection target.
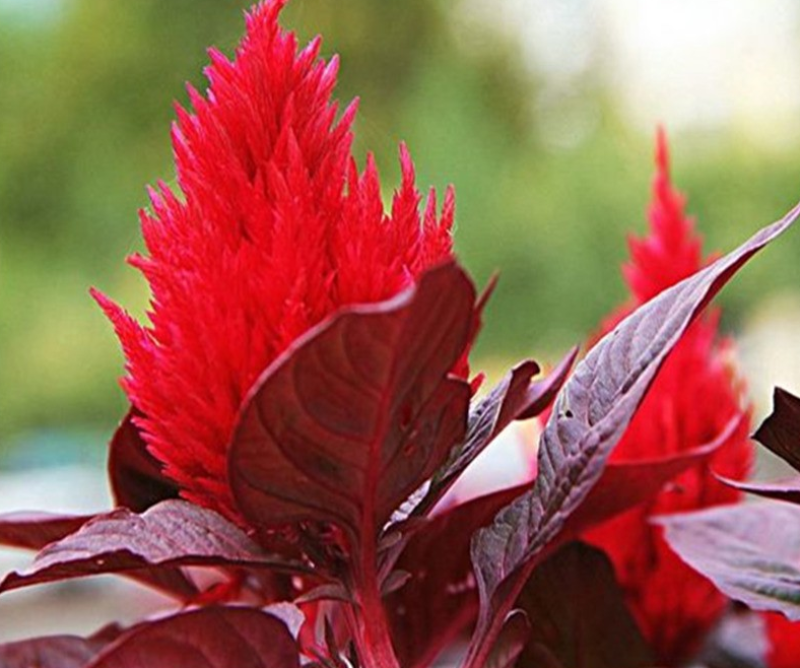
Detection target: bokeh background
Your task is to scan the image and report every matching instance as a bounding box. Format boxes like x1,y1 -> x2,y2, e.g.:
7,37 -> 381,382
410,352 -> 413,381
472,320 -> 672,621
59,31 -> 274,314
2,0 -> 800,640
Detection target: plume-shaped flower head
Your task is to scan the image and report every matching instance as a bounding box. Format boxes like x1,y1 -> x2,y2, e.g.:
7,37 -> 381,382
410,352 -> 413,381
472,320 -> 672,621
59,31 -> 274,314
584,129 -> 753,664
92,0 -> 459,523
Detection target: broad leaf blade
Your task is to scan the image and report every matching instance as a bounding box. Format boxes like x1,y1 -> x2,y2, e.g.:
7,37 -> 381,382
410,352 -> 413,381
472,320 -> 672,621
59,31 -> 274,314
517,542 -> 653,668
229,263 -> 475,542
659,501 -> 800,620
0,635 -> 104,668
754,387 -> 800,473
464,206 -> 799,668
716,474 -> 800,504
86,607 -> 300,668
0,512 -> 93,550
414,348 -> 577,518
0,500 -> 306,596
109,409 -> 179,512
562,416 -> 741,538
387,484 -> 528,668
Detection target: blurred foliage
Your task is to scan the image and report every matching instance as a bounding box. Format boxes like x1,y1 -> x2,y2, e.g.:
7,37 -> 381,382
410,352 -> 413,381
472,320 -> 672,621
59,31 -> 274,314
1,0 -> 800,457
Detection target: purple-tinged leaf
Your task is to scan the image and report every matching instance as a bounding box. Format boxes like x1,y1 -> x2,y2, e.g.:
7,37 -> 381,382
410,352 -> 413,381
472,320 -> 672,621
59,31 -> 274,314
718,475 -> 800,504
387,485 -> 528,668
229,263 -> 474,545
659,502 -> 800,620
561,415 -> 741,538
0,634 -> 104,668
754,387 -> 800,473
387,422 -> 731,668
85,607 -> 300,668
412,348 -> 577,519
0,512 -> 93,550
0,500 -> 308,596
109,409 -> 179,512
463,205 -> 800,668
485,611 -> 529,668
516,542 -> 653,668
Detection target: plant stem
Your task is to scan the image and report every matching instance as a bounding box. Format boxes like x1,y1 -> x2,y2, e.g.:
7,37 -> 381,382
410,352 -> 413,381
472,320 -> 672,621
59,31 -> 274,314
351,533 -> 400,668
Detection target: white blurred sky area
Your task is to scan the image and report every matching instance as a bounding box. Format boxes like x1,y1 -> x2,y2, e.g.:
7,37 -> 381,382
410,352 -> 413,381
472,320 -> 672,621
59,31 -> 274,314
460,0 -> 800,147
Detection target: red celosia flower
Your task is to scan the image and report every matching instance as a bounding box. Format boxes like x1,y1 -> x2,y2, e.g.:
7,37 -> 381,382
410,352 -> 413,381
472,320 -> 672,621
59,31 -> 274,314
92,0 -> 457,523
583,129 -> 753,664
766,613 -> 800,668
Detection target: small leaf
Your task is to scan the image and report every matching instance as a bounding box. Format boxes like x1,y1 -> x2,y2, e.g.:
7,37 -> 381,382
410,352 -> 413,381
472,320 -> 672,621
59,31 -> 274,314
414,348 -> 577,518
108,409 -> 179,512
562,416 -> 740,538
85,607 -> 300,668
716,474 -> 800,505
0,634 -> 104,668
485,610 -> 529,668
754,387 -> 800,473
0,500 -> 307,596
229,263 -> 475,545
387,484 -> 528,668
463,205 -> 800,668
659,501 -> 800,619
516,542 -> 653,668
0,512 -> 93,550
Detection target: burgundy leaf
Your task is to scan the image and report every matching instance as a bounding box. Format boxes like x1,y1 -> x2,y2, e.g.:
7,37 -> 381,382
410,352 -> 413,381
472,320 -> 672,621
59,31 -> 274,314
659,501 -> 800,620
0,635 -> 104,668
413,348 -> 577,519
0,500 -> 308,596
387,418 -> 734,668
754,387 -> 800,473
717,474 -> 800,505
516,348 -> 578,420
0,512 -> 93,551
516,542 -> 653,668
485,611 -> 529,668
463,206 -> 800,668
387,484 -> 528,668
229,262 -> 475,545
85,606 -> 300,668
109,409 -> 179,512
561,415 -> 741,538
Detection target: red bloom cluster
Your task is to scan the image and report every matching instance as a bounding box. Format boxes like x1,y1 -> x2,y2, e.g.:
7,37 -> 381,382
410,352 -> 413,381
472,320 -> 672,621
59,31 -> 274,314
92,0 -> 456,523
584,130 -> 753,664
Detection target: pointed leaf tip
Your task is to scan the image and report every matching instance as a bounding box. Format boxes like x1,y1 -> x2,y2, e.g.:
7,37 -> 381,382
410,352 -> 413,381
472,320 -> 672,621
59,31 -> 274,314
463,203 -> 800,668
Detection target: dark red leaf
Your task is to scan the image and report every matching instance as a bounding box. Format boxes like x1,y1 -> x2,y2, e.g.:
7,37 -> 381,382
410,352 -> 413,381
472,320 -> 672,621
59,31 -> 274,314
387,418 -> 735,668
387,484 -> 528,668
561,415 -> 741,538
516,348 -> 579,420
229,263 -> 475,545
411,348 -> 577,519
109,409 -> 179,512
754,387 -> 800,473
716,474 -> 800,504
0,500 -> 308,596
0,635 -> 104,668
85,607 -> 300,668
463,206 -> 800,668
0,512 -> 93,550
659,501 -> 800,620
485,611 -> 529,668
516,542 -> 653,668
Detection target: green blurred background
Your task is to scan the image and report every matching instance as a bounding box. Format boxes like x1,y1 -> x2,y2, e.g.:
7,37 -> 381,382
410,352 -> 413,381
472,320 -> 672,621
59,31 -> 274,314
2,0 -> 800,465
